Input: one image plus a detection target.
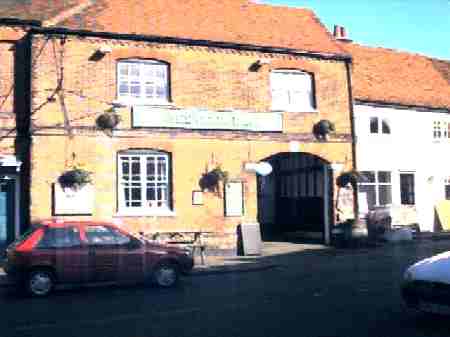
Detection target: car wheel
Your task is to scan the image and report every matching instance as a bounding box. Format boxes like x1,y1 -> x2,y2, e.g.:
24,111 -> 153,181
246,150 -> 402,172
27,270 -> 54,297
153,262 -> 179,288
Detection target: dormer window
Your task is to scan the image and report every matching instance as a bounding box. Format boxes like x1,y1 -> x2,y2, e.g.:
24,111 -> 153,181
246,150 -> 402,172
270,69 -> 316,112
117,59 -> 169,105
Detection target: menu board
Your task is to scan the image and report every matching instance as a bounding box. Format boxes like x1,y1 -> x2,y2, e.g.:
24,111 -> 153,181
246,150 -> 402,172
53,183 -> 94,215
225,181 -> 244,217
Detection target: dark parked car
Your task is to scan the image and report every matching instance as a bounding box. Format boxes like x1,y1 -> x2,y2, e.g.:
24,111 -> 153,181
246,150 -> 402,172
4,221 -> 194,296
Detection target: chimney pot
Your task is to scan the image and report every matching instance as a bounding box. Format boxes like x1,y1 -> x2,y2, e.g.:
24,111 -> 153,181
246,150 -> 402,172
333,25 -> 351,42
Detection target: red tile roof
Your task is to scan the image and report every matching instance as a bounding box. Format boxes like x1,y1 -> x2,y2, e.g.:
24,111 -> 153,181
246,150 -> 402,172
339,42 -> 450,110
0,0 -> 82,23
0,0 -> 346,56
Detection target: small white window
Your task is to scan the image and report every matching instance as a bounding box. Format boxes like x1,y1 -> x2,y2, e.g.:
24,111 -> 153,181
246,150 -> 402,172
118,150 -> 171,214
369,117 -> 390,135
270,70 -> 315,112
433,119 -> 449,140
117,59 -> 169,105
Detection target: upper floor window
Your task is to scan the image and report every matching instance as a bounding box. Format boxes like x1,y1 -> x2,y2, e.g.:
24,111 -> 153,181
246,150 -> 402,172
117,150 -> 172,215
270,69 -> 315,112
369,116 -> 391,134
117,59 -> 169,105
433,120 -> 449,140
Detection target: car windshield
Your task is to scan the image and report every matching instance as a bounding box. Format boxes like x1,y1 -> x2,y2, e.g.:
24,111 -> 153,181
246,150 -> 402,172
7,225 -> 42,249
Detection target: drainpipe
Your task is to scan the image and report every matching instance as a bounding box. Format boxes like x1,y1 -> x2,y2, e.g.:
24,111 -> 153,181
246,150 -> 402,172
344,58 -> 359,220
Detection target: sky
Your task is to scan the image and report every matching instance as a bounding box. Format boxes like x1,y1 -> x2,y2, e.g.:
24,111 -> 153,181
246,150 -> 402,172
260,0 -> 450,60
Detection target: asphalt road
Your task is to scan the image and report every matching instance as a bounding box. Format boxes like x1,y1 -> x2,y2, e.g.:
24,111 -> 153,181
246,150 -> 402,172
2,240 -> 450,337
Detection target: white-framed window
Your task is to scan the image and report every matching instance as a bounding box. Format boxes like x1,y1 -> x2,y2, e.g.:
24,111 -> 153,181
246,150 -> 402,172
270,69 -> 315,112
117,150 -> 172,215
445,178 -> 450,200
369,116 -> 391,135
117,59 -> 169,105
358,171 -> 392,210
432,119 -> 449,140
400,172 -> 415,205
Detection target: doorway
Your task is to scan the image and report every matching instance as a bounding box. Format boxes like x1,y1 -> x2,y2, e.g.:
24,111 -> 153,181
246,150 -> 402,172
257,152 -> 332,243
0,178 -> 16,254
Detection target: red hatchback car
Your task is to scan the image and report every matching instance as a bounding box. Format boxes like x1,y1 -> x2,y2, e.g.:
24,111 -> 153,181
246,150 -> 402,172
4,221 -> 194,296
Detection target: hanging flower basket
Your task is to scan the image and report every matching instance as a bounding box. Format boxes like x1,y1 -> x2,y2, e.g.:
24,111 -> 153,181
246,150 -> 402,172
313,119 -> 336,141
199,166 -> 229,196
96,112 -> 121,130
336,170 -> 360,188
58,168 -> 93,191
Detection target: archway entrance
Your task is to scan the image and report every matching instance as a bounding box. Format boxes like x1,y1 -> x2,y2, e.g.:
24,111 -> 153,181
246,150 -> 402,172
257,152 -> 333,243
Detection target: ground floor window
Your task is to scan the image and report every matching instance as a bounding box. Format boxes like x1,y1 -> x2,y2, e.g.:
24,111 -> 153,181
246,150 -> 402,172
117,150 -> 171,214
400,173 -> 415,205
358,171 -> 392,210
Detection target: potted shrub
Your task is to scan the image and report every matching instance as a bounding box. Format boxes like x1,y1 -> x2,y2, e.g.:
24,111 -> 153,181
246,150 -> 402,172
199,166 -> 229,197
313,119 -> 336,141
96,112 -> 121,130
58,167 -> 92,191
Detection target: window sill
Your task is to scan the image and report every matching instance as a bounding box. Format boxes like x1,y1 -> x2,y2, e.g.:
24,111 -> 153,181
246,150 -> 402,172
114,209 -> 177,217
115,100 -> 174,108
271,108 -> 317,113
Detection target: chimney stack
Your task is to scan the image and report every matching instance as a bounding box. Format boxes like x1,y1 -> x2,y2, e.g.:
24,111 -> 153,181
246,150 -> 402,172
333,25 -> 352,42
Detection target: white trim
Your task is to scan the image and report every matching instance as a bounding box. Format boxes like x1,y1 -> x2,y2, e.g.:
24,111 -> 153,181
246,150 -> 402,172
117,59 -> 169,105
270,69 -> 315,112
114,210 -> 176,217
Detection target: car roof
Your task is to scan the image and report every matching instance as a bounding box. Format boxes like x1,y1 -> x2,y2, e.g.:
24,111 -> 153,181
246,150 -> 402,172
39,220 -> 118,229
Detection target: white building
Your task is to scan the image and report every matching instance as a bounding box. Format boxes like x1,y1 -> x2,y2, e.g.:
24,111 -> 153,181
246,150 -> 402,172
337,29 -> 450,232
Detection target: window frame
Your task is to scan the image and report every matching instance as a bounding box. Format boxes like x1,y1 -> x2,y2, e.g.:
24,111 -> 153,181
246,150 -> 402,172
445,178 -> 450,200
116,59 -> 170,106
399,172 -> 415,205
357,170 -> 392,210
432,119 -> 449,141
117,150 -> 174,216
369,116 -> 391,135
270,69 -> 316,112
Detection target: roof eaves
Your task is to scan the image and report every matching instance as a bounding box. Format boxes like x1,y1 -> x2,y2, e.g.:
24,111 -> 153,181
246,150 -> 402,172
0,17 -> 42,27
30,26 -> 352,61
355,99 -> 450,113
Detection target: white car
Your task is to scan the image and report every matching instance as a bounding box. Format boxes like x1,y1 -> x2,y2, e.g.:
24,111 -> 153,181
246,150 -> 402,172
402,251 -> 450,315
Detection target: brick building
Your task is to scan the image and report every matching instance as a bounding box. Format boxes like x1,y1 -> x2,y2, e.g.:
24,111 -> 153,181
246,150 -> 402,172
0,1 -> 355,253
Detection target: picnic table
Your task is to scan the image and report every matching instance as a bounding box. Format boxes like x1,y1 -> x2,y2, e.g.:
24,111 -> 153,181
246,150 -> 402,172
143,231 -> 212,265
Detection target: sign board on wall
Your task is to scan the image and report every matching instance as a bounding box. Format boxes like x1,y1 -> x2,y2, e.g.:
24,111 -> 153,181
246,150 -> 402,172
53,184 -> 94,215
133,106 -> 283,132
224,181 -> 244,217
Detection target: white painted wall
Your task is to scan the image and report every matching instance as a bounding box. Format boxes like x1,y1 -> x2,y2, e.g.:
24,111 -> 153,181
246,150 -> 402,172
354,103 -> 450,232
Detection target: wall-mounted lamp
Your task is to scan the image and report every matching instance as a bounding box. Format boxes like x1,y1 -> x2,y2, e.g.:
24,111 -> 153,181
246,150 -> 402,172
249,58 -> 271,72
89,46 -> 112,61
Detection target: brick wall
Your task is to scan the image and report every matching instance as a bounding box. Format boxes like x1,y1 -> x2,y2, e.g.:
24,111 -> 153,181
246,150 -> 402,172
0,26 -> 27,154
29,34 -> 354,249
